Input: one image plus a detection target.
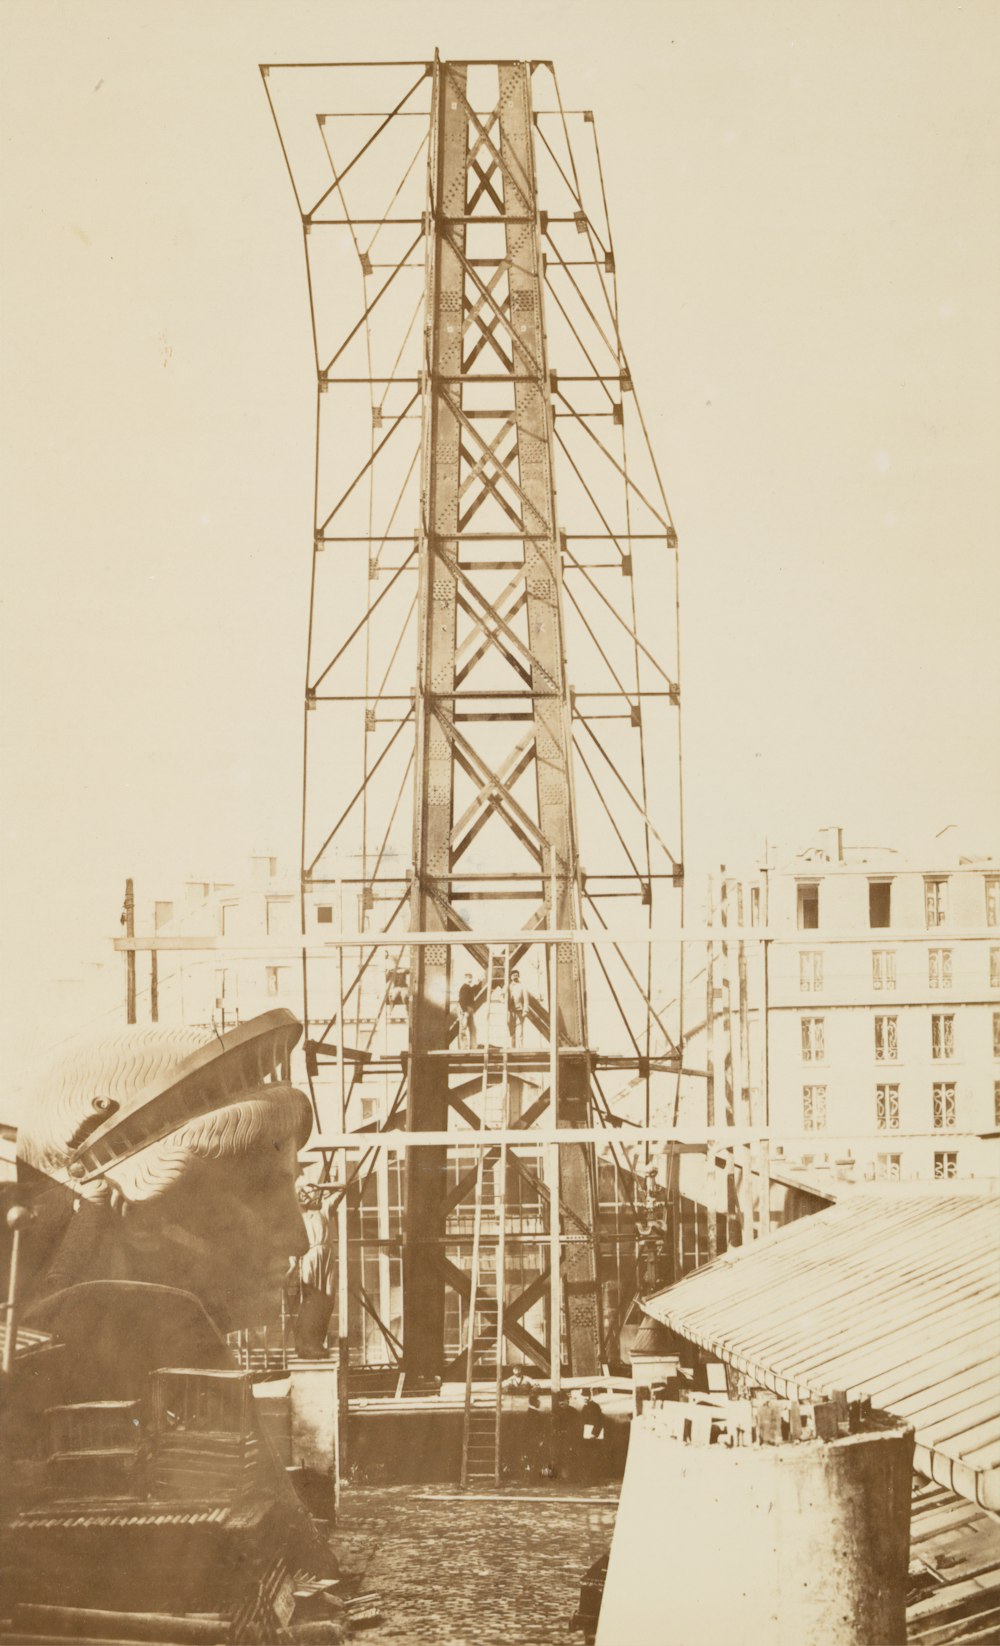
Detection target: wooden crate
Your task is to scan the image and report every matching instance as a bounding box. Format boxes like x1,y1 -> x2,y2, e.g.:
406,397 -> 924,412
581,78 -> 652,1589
46,1450 -> 145,1501
151,1369 -> 252,1435
44,1401 -> 145,1502
47,1401 -> 141,1456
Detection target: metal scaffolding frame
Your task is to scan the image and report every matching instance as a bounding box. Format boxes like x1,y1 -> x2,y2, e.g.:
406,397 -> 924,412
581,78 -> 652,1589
261,54 -> 684,1383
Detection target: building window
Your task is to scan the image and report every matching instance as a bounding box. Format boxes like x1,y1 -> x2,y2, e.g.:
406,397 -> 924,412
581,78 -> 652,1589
215,969 -> 229,1003
266,966 -> 289,999
987,877 -> 1000,928
931,1014 -> 955,1060
266,899 -> 294,938
317,905 -> 334,925
799,951 -> 823,992
991,949 -> 1000,988
876,1153 -> 901,1182
868,881 -> 892,929
994,1013 -> 1000,1059
750,886 -> 761,926
154,901 -> 174,932
924,878 -> 948,928
802,1085 -> 827,1130
995,1081 -> 1000,1127
797,882 -> 820,931
928,948 -> 952,990
801,1016 -> 825,1061
872,949 -> 896,991
876,1084 -> 900,1130
220,903 -> 238,937
874,1016 -> 898,1062
934,1152 -> 958,1180
932,1082 -> 956,1129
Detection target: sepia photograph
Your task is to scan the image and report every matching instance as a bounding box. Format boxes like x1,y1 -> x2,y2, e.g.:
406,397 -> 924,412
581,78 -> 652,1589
1,3 -> 998,1642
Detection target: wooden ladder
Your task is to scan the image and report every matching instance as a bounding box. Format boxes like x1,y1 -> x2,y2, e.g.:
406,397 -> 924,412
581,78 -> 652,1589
460,946 -> 510,1489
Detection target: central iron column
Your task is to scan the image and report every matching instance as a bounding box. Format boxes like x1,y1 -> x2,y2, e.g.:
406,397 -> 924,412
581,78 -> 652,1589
404,59 -> 602,1381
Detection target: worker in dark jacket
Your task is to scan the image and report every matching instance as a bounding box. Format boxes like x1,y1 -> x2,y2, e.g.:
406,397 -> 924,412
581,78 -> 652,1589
457,973 -> 478,1050
580,1391 -> 605,1439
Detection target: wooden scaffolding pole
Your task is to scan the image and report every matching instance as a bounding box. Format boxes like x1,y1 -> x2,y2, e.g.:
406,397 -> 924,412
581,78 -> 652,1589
124,878 -> 136,1025
704,875 -> 718,1263
735,880 -> 754,1242
336,882 -> 350,1458
548,862 -> 562,1392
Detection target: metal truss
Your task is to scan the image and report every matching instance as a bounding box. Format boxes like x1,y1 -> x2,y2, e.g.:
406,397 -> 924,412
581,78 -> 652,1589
262,56 -> 684,1382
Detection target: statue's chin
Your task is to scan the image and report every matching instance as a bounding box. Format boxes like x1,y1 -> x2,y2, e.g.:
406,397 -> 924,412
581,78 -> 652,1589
114,1232 -> 284,1336
203,1281 -> 286,1336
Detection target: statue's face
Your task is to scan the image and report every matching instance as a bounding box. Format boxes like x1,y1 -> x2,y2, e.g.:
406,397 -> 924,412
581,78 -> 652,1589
109,1134 -> 309,1329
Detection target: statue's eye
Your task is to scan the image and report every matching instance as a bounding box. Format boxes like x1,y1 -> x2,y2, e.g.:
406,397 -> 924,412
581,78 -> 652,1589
67,1097 -> 120,1151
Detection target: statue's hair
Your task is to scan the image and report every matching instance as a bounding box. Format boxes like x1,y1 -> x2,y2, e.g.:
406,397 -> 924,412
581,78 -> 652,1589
107,1084 -> 312,1201
17,1022 -> 311,1201
18,1025 -> 213,1178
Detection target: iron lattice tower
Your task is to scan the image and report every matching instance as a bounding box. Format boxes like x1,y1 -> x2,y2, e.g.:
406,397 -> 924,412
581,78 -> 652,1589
263,56 -> 683,1382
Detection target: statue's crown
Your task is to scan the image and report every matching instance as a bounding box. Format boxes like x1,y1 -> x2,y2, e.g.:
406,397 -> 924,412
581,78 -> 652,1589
19,1010 -> 302,1186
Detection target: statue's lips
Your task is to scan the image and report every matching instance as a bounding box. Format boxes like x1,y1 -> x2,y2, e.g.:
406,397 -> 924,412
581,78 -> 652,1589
58,1010 -> 304,1186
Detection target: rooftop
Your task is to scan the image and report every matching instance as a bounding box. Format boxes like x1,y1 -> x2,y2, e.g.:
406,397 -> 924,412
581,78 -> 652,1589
643,1180 -> 1000,1510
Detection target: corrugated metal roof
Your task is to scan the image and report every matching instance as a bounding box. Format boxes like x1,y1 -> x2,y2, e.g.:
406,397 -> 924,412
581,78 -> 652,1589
643,1181 -> 1000,1511
907,1478 -> 1000,1642
765,1163 -> 839,1202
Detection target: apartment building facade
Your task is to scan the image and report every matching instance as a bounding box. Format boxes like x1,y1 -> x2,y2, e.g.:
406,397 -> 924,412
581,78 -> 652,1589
143,854 -> 302,1029
763,835 -> 1000,1184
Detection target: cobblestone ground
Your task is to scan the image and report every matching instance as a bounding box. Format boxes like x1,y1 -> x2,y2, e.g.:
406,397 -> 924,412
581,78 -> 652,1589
334,1485 -> 620,1646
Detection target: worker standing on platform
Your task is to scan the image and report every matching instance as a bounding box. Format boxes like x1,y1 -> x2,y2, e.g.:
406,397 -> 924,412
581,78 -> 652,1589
457,972 -> 478,1051
507,969 -> 527,1048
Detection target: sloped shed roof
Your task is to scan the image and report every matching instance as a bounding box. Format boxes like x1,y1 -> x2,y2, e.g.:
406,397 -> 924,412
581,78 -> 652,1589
643,1181 -> 1000,1510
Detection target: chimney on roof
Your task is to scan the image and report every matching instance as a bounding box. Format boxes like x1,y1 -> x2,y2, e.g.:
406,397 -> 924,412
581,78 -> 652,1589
818,826 -> 845,863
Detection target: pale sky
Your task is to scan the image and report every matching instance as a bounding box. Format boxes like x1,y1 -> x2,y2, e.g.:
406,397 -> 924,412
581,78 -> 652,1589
2,0 -> 998,1090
